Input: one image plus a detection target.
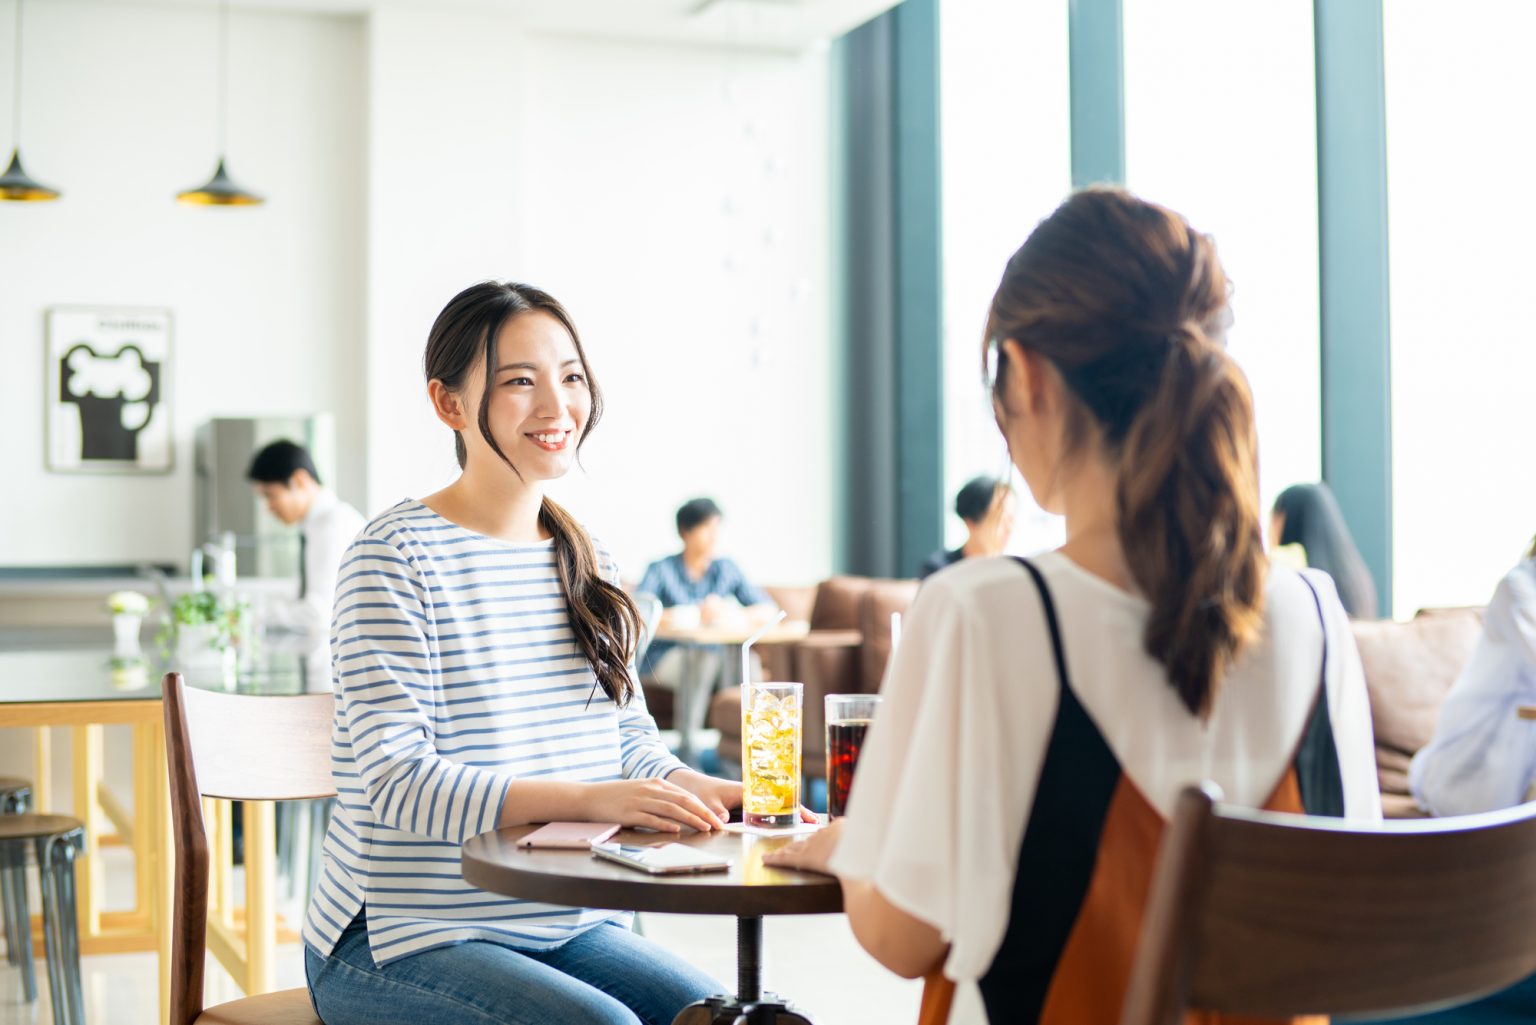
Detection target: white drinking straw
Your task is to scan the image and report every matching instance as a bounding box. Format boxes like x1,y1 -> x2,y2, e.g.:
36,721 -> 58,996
890,611 -> 902,654
742,609 -> 788,683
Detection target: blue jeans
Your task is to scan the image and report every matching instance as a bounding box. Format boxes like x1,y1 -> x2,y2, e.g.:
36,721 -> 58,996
305,913 -> 722,1025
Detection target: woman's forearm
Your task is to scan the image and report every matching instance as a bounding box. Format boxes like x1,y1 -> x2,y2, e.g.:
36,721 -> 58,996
841,878 -> 949,979
498,779 -> 589,827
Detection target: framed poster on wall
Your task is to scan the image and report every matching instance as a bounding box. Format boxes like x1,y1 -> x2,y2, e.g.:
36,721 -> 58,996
45,306 -> 174,474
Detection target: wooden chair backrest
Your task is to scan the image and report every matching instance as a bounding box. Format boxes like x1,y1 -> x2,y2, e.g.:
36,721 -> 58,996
1121,784 -> 1536,1025
162,673 -> 336,1025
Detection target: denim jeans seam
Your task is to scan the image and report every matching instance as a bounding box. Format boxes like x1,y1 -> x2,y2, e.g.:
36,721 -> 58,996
311,947 -> 514,1025
529,919 -> 719,1025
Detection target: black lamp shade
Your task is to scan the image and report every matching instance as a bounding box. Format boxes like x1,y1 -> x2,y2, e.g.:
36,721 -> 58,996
0,148 -> 60,201
176,157 -> 264,206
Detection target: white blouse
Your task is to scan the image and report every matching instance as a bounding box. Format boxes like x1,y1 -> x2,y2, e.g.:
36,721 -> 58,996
1410,559 -> 1536,815
828,550 -> 1381,984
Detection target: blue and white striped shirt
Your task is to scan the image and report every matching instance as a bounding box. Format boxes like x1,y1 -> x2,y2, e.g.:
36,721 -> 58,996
302,500 -> 687,965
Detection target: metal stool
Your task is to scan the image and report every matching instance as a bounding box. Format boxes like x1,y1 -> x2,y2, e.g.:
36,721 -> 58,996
0,814 -> 85,1025
0,777 -> 32,971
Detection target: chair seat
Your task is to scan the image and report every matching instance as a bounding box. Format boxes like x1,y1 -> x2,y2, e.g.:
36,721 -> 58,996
194,988 -> 321,1025
0,814 -> 83,842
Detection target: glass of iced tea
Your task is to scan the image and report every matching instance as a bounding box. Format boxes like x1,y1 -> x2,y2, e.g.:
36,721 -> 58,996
825,694 -> 881,820
741,682 -> 802,828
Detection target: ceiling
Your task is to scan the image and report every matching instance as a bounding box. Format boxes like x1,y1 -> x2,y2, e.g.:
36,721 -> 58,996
95,0 -> 904,51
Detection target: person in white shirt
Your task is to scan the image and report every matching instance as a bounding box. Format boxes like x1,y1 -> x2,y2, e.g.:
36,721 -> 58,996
1410,550 -> 1536,816
764,188 -> 1379,1025
247,440 -> 366,645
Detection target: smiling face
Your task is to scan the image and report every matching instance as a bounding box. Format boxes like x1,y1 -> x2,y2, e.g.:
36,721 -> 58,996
452,310 -> 593,483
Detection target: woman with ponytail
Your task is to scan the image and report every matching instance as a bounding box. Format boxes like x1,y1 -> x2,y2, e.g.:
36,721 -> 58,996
766,189 -> 1381,1024
302,281 -> 744,1025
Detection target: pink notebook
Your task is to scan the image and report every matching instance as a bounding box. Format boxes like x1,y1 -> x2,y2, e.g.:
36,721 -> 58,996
517,822 -> 621,849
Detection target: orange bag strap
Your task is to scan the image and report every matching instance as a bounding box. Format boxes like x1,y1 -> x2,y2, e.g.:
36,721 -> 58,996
917,973 -> 956,1025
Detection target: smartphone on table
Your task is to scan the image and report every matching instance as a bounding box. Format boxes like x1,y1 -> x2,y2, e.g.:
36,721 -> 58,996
590,841 -> 732,875
518,822 -> 621,849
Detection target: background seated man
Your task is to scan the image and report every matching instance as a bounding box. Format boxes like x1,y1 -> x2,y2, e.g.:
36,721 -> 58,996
638,498 -> 777,695
919,475 -> 1017,580
248,439 -> 366,652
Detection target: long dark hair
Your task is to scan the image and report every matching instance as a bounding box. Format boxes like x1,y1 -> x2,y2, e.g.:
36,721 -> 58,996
1273,483 -> 1379,619
987,188 -> 1267,718
423,281 -> 641,706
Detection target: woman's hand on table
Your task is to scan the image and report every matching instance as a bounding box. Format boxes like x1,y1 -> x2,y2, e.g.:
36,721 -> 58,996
762,817 -> 844,876
662,770 -> 820,828
582,777 -> 724,833
665,768 -> 741,823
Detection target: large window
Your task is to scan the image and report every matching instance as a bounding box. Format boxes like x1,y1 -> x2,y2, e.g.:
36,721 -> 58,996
1124,0 -> 1322,516
1385,0 -> 1536,613
939,0 -> 1071,555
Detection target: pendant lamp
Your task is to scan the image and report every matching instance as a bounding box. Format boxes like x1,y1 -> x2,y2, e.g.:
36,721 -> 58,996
1,0 -> 60,202
177,0 -> 263,206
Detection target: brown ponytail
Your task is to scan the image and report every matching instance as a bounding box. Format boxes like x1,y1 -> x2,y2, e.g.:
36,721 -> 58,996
987,189 -> 1266,717
424,281 -> 640,707
538,496 -> 641,707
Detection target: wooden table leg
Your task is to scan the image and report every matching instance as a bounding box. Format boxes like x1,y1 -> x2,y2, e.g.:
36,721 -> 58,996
71,724 -> 104,937
203,799 -> 234,928
33,727 -> 51,811
244,800 -> 276,994
132,722 -> 157,924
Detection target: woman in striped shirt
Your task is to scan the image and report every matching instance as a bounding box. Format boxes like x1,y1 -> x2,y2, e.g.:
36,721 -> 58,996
303,281 -> 739,1025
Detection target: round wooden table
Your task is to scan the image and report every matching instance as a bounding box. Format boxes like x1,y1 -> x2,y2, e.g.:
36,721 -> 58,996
462,824 -> 841,1024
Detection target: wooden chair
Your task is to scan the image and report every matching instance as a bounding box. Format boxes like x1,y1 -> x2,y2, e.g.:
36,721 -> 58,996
162,672 -> 334,1025
1121,784 -> 1536,1024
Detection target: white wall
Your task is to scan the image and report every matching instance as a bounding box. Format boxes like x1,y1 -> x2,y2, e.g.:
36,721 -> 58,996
0,0 -> 368,567
367,12 -> 835,585
363,7 -> 531,521
0,2 -> 834,589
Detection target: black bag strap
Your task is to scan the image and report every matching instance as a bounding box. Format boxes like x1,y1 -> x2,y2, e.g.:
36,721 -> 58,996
1294,572 -> 1345,817
1012,556 -> 1071,696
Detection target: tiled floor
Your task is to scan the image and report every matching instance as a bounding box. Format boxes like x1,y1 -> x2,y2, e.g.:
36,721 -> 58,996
0,846 -> 984,1025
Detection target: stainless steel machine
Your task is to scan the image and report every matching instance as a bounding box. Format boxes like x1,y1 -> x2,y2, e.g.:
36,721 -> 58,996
193,415 -> 337,579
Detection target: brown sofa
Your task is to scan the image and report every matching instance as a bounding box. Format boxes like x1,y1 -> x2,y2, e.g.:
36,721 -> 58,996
1350,607 -> 1484,817
710,576 -> 919,779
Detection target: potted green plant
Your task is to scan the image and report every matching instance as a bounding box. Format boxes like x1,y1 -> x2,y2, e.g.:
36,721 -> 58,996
159,591 -> 242,686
